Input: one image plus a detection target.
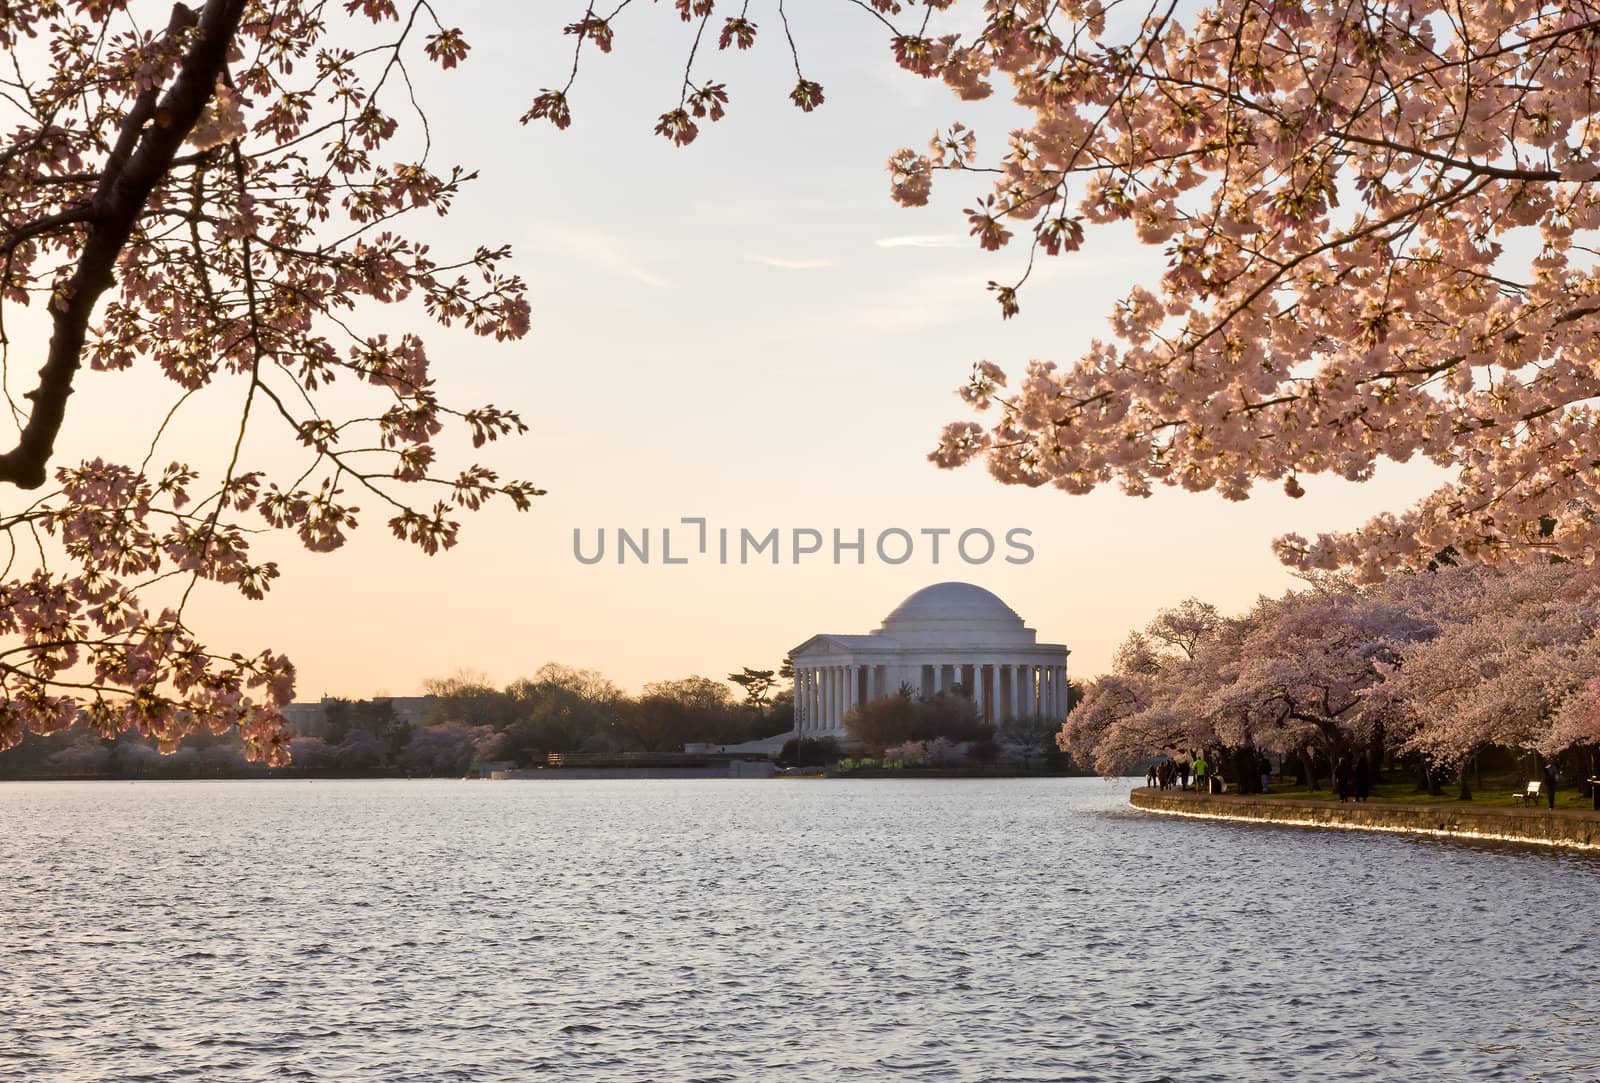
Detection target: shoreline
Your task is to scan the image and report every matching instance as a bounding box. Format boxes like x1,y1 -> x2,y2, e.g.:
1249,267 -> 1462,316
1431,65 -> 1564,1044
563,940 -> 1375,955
1129,787 -> 1600,852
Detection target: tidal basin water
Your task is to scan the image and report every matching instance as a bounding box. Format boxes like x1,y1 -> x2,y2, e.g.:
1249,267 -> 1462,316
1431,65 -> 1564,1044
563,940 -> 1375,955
2,778 -> 1597,1082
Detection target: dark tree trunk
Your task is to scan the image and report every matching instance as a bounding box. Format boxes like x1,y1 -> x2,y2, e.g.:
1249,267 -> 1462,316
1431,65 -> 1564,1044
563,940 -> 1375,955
1231,746 -> 1256,794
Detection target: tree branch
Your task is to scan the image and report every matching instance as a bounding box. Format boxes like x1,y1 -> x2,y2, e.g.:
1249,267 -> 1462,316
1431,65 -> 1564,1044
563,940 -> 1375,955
0,0 -> 245,489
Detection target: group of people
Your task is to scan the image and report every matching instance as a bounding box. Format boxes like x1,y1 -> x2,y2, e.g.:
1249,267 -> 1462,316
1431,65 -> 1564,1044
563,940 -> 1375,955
1145,760 -> 1191,791
1145,754 -> 1228,793
1332,754 -> 1373,803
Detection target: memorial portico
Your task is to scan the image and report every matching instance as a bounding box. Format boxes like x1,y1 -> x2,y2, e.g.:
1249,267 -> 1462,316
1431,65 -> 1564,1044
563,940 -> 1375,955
788,582 -> 1071,737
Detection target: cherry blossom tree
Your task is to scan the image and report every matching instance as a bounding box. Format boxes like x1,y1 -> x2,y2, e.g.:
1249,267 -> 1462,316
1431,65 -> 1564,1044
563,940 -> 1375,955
1544,678 -> 1600,760
1065,563 -> 1600,779
1058,600 -> 1228,774
1207,589 -> 1436,762
1059,671 -> 1201,776
542,1 -> 1600,580
0,2 -> 536,762
1141,597 -> 1221,661
1376,563 -> 1600,767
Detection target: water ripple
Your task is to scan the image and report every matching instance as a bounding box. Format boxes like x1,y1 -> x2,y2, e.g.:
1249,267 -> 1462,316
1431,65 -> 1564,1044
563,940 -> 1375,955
0,778 -> 1597,1081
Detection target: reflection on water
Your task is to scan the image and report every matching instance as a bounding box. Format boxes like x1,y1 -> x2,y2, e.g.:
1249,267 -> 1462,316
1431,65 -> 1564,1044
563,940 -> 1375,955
1,778 -> 1597,1081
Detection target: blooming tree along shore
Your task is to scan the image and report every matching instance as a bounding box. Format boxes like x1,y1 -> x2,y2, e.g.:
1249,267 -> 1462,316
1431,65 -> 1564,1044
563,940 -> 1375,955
0,1 -> 536,761
1060,563 -> 1600,781
543,1 -> 1600,578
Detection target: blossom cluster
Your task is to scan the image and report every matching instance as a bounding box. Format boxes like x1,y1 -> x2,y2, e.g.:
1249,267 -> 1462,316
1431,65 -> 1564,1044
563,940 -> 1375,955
906,1 -> 1600,576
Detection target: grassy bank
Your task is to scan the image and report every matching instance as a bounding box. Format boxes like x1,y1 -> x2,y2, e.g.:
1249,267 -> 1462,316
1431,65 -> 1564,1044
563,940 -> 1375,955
1239,778 -> 1598,811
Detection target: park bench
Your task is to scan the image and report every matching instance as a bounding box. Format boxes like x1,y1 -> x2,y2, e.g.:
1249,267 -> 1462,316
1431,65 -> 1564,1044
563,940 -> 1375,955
1513,780 -> 1542,806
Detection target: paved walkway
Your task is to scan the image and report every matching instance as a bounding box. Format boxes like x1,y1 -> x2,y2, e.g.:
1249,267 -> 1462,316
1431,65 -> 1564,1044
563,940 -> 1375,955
1132,786 -> 1600,849
1136,786 -> 1600,820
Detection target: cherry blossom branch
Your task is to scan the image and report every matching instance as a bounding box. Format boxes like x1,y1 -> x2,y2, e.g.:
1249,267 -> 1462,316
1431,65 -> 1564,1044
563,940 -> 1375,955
0,0 -> 242,490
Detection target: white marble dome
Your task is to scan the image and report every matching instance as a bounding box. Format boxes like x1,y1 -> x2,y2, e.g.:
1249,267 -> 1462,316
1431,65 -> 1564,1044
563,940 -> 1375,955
874,582 -> 1036,646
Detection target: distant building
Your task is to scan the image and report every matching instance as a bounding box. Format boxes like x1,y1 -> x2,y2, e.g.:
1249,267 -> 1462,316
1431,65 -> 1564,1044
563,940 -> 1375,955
788,582 -> 1070,738
280,695 -> 436,738
279,701 -> 326,734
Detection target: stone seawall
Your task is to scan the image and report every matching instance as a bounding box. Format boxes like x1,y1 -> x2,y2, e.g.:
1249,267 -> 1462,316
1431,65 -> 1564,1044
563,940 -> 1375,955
1129,788 -> 1600,851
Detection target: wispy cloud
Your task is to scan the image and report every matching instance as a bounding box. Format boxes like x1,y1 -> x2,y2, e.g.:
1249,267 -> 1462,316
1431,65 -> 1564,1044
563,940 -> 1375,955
853,255 -> 1151,332
530,224 -> 670,289
874,234 -> 967,249
751,255 -> 834,270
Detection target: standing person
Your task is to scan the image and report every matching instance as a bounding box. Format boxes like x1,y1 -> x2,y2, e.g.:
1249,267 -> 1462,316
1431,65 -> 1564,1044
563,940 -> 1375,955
1192,752 -> 1209,795
1544,759 -> 1558,811
1354,754 -> 1372,803
1259,754 -> 1272,794
1179,759 -> 1191,792
1145,764 -> 1157,788
1334,756 -> 1353,803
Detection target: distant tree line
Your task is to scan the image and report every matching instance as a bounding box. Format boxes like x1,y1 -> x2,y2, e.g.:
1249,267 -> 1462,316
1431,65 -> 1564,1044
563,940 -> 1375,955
0,661 -> 795,779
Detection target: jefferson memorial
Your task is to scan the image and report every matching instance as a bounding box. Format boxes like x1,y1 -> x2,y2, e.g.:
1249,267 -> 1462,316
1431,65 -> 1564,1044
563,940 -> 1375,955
789,582 -> 1070,737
